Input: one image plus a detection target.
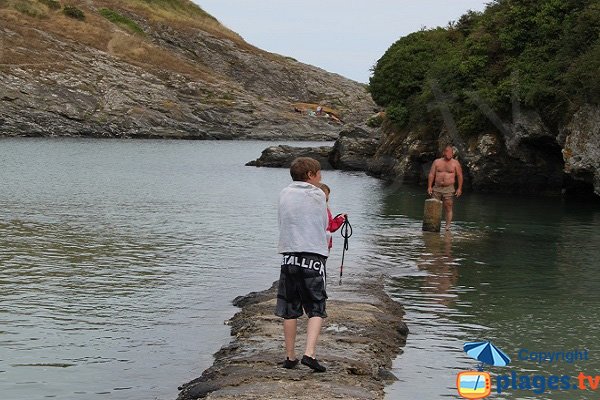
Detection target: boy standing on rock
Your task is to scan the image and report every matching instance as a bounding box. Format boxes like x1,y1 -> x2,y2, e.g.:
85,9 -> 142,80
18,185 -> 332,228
275,157 -> 329,372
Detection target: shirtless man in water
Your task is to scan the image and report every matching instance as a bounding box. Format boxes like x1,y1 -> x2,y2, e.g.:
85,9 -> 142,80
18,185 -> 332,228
427,145 -> 463,231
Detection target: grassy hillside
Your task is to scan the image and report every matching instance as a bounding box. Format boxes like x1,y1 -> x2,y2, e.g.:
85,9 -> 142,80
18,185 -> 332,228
0,0 -> 236,37
0,0 -> 252,77
0,0 -> 374,140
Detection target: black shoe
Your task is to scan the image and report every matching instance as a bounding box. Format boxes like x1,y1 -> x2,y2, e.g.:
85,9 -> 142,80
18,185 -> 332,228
283,357 -> 299,369
301,355 -> 326,372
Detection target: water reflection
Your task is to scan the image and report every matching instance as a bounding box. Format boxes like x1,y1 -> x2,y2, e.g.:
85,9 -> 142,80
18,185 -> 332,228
0,138 -> 385,400
1,138 -> 598,400
381,186 -> 600,399
418,232 -> 458,307
0,139 -> 343,400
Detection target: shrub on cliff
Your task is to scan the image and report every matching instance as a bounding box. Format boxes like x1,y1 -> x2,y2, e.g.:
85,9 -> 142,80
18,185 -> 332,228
63,5 -> 84,20
367,113 -> 384,128
369,0 -> 600,138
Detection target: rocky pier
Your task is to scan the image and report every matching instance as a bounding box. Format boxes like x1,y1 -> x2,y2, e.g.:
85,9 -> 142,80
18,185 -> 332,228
177,277 -> 408,400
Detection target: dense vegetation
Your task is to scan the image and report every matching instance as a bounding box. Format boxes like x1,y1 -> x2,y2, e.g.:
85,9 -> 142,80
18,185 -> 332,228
369,0 -> 600,138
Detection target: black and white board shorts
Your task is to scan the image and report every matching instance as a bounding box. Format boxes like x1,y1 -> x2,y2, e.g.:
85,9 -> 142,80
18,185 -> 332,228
275,252 -> 328,319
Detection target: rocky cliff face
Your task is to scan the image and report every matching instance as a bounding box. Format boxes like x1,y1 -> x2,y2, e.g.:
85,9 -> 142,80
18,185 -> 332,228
246,126 -> 379,171
0,0 -> 374,139
367,108 -> 600,197
248,107 -> 600,197
561,106 -> 600,196
246,145 -> 334,169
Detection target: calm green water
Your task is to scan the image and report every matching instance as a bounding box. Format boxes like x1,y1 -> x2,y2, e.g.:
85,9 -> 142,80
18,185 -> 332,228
0,138 -> 380,400
380,187 -> 600,399
1,139 -> 598,400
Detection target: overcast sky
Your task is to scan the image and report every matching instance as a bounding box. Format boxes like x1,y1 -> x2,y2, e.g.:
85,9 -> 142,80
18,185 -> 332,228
194,0 -> 490,83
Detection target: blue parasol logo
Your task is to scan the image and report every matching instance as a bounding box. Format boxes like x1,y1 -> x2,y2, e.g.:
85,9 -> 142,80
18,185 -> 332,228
457,341 -> 510,398
464,341 -> 511,370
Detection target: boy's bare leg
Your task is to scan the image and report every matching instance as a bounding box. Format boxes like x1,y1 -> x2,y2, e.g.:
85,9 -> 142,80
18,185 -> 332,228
304,316 -> 323,358
283,319 -> 297,359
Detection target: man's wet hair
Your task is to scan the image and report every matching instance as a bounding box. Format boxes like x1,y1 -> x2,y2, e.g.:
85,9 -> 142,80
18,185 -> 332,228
290,157 -> 321,181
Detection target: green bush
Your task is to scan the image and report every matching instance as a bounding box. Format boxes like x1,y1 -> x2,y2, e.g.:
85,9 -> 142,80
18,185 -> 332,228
38,0 -> 60,10
386,105 -> 409,127
369,0 -> 600,136
366,114 -> 384,128
63,5 -> 84,20
99,8 -> 145,35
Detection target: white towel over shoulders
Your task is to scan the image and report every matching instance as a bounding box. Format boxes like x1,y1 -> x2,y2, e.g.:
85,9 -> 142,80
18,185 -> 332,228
278,181 -> 328,256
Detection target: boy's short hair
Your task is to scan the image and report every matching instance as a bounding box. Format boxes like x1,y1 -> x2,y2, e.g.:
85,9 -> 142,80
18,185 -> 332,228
290,157 -> 321,181
319,183 -> 330,195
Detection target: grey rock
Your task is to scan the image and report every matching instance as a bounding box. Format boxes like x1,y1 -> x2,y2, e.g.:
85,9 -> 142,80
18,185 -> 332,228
177,278 -> 408,400
184,382 -> 220,399
245,126 -> 381,172
562,105 -> 600,195
246,103 -> 600,197
0,11 -> 375,140
364,109 -> 593,195
367,128 -> 436,186
329,125 -> 380,171
377,368 -> 399,382
246,145 -> 333,169
506,110 -> 556,161
232,281 -> 278,308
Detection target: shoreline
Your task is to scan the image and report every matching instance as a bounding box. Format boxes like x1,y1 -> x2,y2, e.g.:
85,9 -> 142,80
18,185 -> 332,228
177,277 -> 409,400
0,134 -> 338,142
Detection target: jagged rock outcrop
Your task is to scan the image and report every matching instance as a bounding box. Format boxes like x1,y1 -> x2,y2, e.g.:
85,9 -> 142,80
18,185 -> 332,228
366,124 -> 437,186
246,126 -> 380,171
245,145 -> 333,169
364,108 -> 598,197
329,125 -> 380,170
245,106 -> 599,197
561,105 -> 600,196
0,1 -> 375,139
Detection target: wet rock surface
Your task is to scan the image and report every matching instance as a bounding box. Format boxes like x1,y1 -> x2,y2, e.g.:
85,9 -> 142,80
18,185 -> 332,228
245,145 -> 334,169
177,277 -> 408,400
246,126 -> 379,171
561,105 -> 600,196
329,126 -> 380,171
246,107 -> 600,198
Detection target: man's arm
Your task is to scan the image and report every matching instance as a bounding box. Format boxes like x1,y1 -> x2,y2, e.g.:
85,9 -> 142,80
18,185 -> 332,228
427,160 -> 437,195
455,161 -> 463,197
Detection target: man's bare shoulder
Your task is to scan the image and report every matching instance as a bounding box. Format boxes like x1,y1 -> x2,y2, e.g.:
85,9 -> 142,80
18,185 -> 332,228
451,158 -> 462,167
